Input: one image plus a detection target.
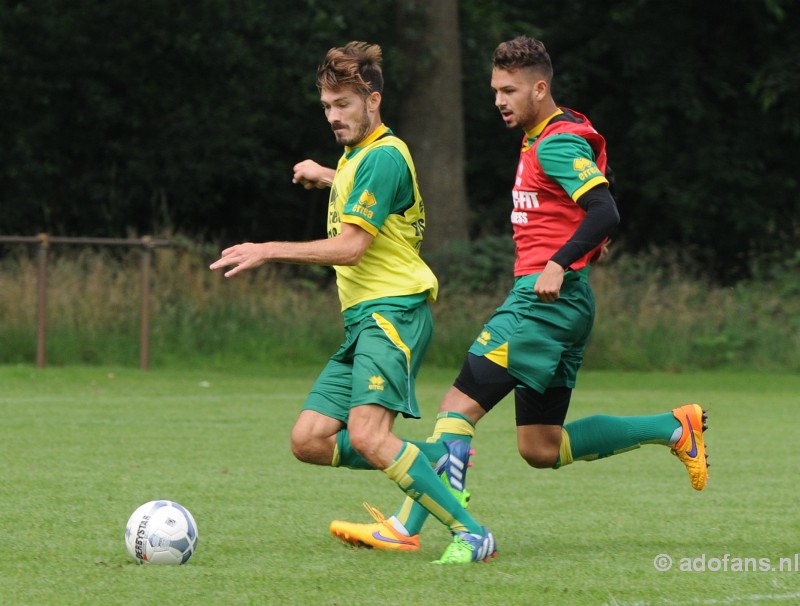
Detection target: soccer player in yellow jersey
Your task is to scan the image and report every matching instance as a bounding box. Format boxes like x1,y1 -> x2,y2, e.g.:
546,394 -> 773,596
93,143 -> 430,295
210,41 -> 496,564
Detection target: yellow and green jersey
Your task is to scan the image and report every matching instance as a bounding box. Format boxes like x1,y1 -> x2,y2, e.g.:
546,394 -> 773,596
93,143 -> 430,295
328,124 -> 438,324
305,126 -> 437,426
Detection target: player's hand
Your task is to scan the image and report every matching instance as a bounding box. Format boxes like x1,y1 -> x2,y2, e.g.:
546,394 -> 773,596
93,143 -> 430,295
292,160 -> 333,190
209,242 -> 269,278
590,239 -> 611,264
534,260 -> 565,303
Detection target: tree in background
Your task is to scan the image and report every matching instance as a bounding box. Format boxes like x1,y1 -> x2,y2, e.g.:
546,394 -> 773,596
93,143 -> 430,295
394,0 -> 469,250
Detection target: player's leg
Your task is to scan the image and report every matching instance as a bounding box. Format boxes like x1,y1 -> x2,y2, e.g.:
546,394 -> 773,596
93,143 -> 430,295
297,355 -> 376,470
514,386 -> 571,468
512,385 -> 694,468
345,401 -> 495,563
509,280 -> 707,490
332,306 -> 496,563
389,354 -> 515,538
330,288 -> 525,550
537,291 -> 709,490
290,409 -> 345,466
294,318 -> 448,473
329,384 -> 483,551
513,385 -> 681,469
311,357 -> 422,550
329,356 -> 517,549
347,403 -> 483,531
389,283 -> 529,535
556,403 -> 709,490
512,381 -> 709,492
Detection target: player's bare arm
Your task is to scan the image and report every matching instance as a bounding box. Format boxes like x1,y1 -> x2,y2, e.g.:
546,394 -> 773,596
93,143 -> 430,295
292,159 -> 335,189
209,223 -> 373,278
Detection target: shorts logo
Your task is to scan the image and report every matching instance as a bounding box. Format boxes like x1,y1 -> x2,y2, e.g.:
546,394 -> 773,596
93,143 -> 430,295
353,190 -> 377,219
368,375 -> 385,391
477,331 -> 491,345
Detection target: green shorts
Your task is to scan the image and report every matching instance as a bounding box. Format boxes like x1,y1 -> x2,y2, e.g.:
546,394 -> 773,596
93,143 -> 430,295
467,270 -> 595,392
303,303 -> 433,424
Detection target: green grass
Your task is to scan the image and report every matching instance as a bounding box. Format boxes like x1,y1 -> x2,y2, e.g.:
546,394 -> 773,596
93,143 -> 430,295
2,366 -> 799,605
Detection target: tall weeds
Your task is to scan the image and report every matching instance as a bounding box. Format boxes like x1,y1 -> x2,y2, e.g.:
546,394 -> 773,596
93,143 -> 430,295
0,243 -> 797,371
588,251 -> 800,371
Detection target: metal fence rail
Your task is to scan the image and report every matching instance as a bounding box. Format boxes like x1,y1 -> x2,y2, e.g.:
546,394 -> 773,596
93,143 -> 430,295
0,233 -> 172,369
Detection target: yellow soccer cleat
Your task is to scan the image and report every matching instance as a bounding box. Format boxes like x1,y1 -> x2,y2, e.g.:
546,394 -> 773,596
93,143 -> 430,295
671,404 -> 709,491
329,503 -> 420,551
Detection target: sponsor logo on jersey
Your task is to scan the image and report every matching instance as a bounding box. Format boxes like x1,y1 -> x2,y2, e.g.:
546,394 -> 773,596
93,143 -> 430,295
573,157 -> 592,171
353,190 -> 377,219
512,189 -> 539,209
368,375 -> 385,391
573,157 -> 601,181
511,211 -> 528,224
477,331 -> 492,345
511,189 -> 537,224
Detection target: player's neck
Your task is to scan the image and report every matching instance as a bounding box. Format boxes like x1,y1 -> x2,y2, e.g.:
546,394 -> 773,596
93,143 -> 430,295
533,99 -> 558,126
524,103 -> 561,138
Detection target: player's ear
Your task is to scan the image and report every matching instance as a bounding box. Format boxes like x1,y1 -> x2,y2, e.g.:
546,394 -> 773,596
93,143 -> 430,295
366,91 -> 381,112
533,79 -> 548,101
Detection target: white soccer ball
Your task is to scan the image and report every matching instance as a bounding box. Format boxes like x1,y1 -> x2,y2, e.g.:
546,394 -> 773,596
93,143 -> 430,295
125,500 -> 199,565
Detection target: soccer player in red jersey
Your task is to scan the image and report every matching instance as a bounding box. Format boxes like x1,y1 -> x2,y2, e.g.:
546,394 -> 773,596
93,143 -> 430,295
329,36 -> 709,553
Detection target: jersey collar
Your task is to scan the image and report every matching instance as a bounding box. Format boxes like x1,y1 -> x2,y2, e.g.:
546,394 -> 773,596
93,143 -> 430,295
345,123 -> 390,153
524,108 -> 564,140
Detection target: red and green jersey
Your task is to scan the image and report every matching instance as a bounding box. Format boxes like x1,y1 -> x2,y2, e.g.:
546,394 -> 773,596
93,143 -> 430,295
511,108 -> 609,276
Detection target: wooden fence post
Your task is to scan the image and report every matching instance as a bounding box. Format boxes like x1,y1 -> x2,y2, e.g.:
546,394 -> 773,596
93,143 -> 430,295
139,236 -> 153,371
36,233 -> 49,369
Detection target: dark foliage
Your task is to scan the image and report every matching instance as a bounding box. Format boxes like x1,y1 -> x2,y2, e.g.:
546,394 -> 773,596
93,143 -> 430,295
1,0 -> 798,282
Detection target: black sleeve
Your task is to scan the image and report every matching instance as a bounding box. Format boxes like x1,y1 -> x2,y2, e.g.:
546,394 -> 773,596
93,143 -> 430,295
549,184 -> 620,270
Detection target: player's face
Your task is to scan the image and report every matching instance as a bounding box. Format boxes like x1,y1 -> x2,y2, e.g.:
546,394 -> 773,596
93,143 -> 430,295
491,67 -> 545,132
320,88 -> 374,146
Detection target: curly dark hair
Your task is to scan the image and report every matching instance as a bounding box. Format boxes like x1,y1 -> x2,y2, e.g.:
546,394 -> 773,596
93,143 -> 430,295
492,36 -> 553,81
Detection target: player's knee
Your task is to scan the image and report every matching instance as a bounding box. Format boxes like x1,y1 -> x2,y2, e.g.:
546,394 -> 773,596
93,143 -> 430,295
290,432 -> 314,463
518,444 -> 559,469
290,425 -> 326,464
347,425 -> 380,462
290,443 -> 312,464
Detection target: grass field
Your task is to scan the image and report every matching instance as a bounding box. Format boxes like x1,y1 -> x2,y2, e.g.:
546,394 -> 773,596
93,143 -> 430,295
2,366 -> 799,605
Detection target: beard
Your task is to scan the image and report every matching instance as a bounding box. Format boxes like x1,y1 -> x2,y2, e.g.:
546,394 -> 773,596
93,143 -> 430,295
333,106 -> 371,146
513,97 -> 539,131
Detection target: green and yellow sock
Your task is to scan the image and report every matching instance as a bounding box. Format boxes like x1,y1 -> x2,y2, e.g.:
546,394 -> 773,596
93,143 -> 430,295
556,412 -> 680,468
394,412 -> 475,535
384,441 -> 481,535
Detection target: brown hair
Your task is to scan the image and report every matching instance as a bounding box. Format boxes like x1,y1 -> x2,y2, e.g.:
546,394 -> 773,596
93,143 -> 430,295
492,36 -> 553,82
316,41 -> 384,96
